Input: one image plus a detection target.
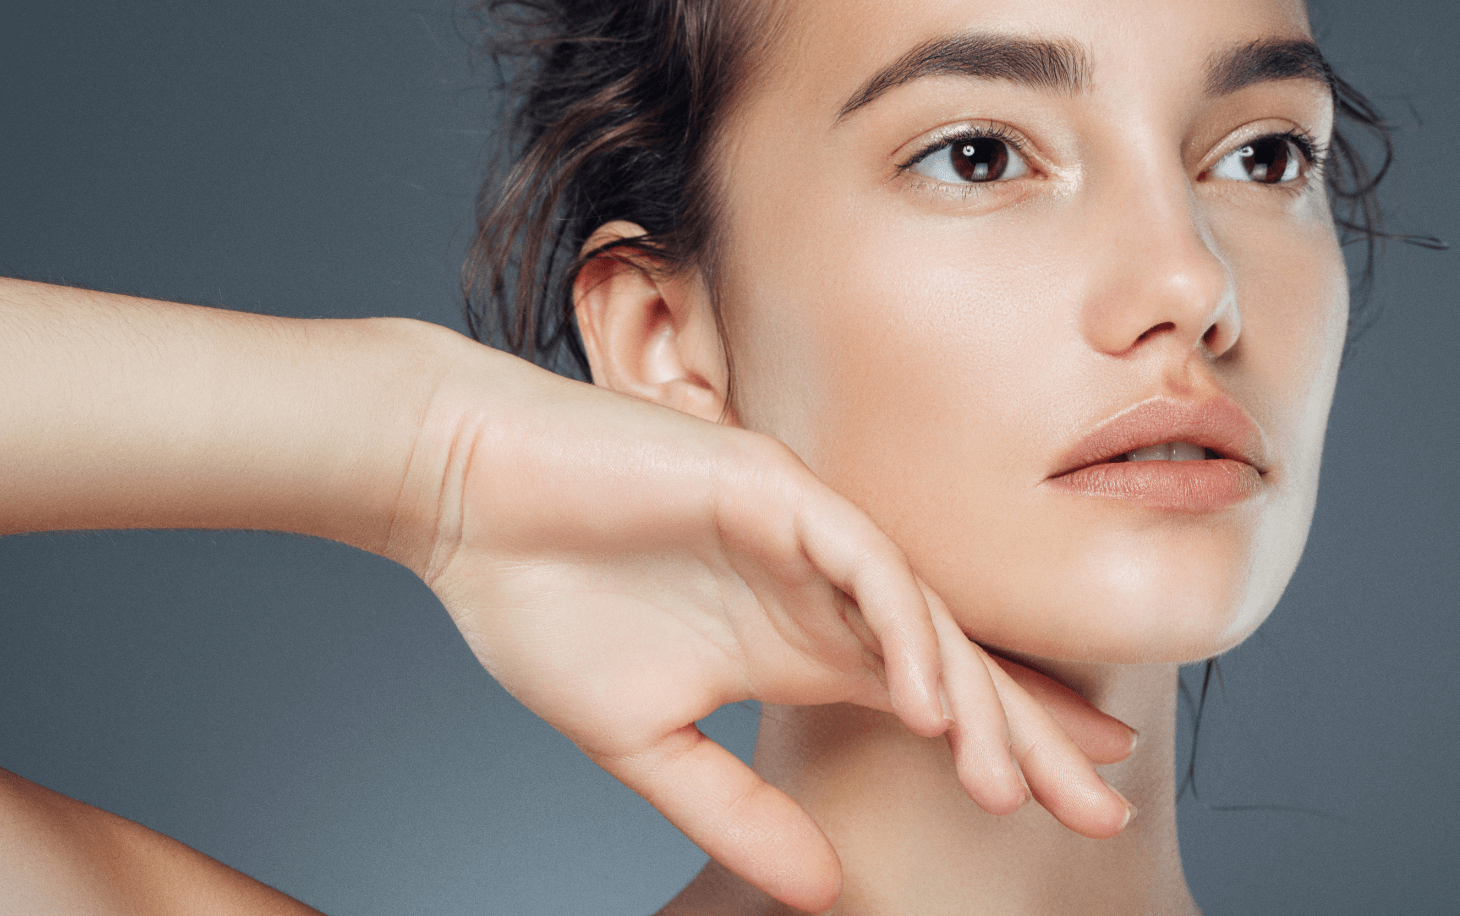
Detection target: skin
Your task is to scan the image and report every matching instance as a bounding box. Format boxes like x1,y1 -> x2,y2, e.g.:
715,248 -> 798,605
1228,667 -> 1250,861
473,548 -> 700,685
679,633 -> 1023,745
574,0 -> 1346,912
0,0 -> 1346,912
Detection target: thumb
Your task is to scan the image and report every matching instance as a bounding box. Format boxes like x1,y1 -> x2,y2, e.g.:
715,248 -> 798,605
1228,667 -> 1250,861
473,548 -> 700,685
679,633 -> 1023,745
591,723 -> 841,913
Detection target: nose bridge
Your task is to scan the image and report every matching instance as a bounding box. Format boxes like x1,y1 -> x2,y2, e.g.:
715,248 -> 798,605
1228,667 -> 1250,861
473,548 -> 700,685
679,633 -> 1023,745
1080,151 -> 1239,358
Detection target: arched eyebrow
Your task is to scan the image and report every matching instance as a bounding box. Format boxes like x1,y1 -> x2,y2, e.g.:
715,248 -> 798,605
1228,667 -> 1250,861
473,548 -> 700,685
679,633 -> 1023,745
835,33 -> 1335,125
835,34 -> 1089,123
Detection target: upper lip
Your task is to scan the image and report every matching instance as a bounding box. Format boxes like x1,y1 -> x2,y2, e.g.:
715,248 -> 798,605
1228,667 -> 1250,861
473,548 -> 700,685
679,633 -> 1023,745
1048,395 -> 1268,478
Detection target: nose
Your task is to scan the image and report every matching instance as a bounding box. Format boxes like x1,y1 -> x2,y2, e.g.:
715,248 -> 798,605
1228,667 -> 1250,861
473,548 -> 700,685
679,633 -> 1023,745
1079,174 -> 1240,359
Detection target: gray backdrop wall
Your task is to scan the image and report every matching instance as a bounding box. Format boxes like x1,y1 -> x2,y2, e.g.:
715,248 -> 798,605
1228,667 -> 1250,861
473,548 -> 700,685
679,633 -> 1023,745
1,1 -> 1455,913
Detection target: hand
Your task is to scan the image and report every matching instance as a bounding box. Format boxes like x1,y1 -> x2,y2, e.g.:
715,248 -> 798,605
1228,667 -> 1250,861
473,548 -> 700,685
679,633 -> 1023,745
394,356 -> 1136,912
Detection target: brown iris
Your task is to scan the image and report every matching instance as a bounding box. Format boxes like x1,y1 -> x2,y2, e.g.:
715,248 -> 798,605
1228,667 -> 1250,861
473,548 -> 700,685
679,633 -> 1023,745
1237,136 -> 1295,184
950,137 -> 1011,182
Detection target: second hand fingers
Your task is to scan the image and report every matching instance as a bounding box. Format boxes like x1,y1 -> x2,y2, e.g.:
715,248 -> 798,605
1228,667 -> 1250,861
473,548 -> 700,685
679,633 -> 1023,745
987,653 -> 1139,765
981,655 -> 1136,838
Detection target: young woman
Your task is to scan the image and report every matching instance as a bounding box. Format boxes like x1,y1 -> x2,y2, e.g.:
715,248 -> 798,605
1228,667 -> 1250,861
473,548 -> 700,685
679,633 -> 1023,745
0,0 -> 1446,913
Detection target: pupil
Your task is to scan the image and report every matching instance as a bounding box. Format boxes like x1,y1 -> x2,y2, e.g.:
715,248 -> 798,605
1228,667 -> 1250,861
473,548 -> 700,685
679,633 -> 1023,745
1240,137 -> 1292,184
951,137 -> 1009,182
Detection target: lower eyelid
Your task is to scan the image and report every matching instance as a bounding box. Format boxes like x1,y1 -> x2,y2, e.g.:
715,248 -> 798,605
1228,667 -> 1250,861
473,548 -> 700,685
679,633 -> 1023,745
901,173 -> 1031,207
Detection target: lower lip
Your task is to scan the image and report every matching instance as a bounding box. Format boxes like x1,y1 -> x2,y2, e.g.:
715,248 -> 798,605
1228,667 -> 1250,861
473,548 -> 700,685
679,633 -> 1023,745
1047,459 -> 1262,511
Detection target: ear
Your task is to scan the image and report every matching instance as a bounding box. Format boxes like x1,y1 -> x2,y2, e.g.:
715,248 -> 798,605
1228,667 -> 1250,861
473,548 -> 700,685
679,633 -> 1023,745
573,221 -> 733,424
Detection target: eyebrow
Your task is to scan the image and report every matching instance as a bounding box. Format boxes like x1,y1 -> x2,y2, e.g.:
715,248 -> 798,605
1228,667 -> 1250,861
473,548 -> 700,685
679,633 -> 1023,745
835,34 -> 1089,122
835,33 -> 1334,124
1204,38 -> 1334,96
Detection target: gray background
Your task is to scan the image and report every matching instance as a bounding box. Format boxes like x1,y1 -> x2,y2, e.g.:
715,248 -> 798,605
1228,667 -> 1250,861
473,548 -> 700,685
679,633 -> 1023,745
0,1 -> 1454,913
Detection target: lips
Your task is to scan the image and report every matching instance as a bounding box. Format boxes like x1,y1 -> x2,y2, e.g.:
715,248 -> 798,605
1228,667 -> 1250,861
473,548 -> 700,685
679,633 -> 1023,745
1046,396 -> 1268,511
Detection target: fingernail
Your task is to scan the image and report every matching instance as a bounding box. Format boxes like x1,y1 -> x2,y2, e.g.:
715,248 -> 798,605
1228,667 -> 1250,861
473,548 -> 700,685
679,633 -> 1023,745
1016,767 -> 1032,805
1101,777 -> 1137,829
1120,801 -> 1137,831
1127,727 -> 1140,755
938,683 -> 954,723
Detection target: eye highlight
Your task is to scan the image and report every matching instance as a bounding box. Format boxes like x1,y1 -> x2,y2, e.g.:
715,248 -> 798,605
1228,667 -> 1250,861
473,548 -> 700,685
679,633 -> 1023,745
1208,131 -> 1322,185
902,125 -> 1031,186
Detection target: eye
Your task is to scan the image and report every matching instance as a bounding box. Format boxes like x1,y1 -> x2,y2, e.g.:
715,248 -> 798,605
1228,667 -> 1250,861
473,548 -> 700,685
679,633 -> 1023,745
908,133 -> 1031,184
1208,133 -> 1310,184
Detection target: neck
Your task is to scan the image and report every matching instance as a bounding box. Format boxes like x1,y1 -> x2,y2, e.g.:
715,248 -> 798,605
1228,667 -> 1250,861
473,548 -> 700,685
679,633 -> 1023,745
664,662 -> 1202,916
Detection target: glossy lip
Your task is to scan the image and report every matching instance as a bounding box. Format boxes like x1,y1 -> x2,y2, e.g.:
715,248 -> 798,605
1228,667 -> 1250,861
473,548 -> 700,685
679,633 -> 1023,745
1045,395 -> 1269,511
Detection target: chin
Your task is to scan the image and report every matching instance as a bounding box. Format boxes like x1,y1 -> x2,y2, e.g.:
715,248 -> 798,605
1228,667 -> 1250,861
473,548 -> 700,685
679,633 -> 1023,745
928,500 -> 1315,667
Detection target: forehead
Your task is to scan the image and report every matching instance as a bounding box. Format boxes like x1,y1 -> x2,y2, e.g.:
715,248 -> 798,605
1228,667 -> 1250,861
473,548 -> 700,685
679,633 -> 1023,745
747,0 -> 1314,119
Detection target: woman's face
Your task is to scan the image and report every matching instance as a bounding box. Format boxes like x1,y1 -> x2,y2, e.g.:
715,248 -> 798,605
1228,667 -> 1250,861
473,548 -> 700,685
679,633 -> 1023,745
712,0 -> 1346,663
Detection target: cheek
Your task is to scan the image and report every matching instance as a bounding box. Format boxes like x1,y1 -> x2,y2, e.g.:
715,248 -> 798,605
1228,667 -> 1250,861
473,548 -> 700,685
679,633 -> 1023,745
1223,213 -> 1348,463
727,206 -> 1068,487
1215,212 -> 1349,638
727,207 -> 1153,654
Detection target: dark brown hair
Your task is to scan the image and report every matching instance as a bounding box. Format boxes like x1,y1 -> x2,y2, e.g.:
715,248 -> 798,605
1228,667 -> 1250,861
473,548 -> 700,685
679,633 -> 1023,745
462,0 -> 774,378
1325,74 -> 1446,343
463,0 -> 1427,377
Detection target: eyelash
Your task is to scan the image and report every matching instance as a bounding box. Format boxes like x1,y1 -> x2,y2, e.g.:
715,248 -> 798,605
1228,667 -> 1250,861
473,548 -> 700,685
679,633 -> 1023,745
895,125 -> 1329,193
1207,128 -> 1327,189
895,123 -> 1030,196
1266,128 -> 1325,168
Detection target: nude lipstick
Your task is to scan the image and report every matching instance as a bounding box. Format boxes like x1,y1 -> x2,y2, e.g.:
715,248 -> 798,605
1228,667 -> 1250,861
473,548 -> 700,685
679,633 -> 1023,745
1045,396 -> 1268,512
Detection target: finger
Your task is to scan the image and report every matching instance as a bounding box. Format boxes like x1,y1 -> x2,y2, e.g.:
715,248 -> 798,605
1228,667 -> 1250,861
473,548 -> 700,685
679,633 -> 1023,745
987,654 -> 1138,765
593,723 -> 841,913
927,594 -> 1027,816
796,489 -> 945,737
981,656 -> 1134,838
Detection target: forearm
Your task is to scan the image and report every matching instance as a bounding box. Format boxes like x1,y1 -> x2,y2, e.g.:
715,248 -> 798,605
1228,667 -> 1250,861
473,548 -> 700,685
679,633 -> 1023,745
0,278 -> 458,559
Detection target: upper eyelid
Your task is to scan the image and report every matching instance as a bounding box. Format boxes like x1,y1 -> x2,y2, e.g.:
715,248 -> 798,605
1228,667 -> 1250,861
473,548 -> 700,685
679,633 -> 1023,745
1203,125 -> 1327,171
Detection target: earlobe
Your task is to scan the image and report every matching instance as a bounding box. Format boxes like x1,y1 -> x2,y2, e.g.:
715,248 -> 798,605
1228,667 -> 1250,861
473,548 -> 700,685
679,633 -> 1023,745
573,222 -> 732,424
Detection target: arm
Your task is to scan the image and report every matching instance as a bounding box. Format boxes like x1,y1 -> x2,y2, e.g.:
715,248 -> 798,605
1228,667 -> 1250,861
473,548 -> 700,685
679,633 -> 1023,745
0,277 -> 441,552
0,277 -> 1135,912
0,768 -> 324,916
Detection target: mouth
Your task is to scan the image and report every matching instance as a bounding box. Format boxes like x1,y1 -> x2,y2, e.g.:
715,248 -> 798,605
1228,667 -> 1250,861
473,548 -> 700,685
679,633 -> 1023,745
1045,396 -> 1268,511
1107,442 -> 1226,463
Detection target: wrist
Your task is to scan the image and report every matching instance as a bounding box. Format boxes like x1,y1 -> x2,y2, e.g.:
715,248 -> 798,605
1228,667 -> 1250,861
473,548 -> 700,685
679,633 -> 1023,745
279,314 -> 455,560
366,320 -> 597,583
354,317 -> 540,580
348,315 -> 469,575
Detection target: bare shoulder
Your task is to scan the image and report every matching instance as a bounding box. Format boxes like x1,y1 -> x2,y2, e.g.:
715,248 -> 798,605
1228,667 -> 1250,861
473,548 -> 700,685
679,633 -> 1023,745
0,767 -> 325,916
654,861 -> 793,916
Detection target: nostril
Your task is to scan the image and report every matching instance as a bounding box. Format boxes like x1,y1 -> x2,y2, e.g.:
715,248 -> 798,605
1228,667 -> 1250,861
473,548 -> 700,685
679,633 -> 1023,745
1136,321 -> 1176,343
1202,323 -> 1222,349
